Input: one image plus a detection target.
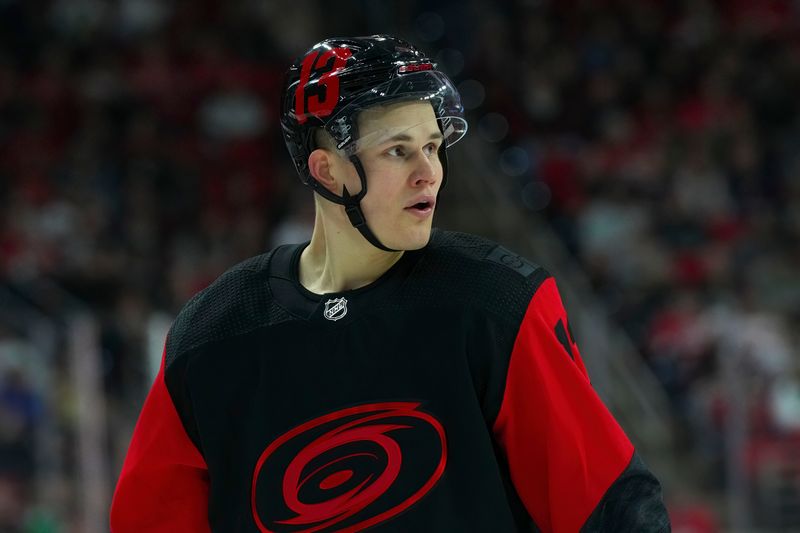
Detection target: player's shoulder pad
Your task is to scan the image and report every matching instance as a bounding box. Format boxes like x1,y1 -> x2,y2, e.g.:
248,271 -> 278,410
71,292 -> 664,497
418,230 -> 551,324
165,250 -> 283,368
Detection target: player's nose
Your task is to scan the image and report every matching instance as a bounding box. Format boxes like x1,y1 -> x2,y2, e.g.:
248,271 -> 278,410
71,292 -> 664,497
410,151 -> 438,186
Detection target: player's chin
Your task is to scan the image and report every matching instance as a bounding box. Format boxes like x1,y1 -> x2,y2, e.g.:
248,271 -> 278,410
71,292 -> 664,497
382,224 -> 433,251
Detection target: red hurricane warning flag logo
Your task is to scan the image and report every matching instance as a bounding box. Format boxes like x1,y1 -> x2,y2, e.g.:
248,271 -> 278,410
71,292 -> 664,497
251,402 -> 447,532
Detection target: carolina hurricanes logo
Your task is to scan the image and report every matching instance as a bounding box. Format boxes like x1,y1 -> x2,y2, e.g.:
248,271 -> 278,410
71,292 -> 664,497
251,402 -> 447,532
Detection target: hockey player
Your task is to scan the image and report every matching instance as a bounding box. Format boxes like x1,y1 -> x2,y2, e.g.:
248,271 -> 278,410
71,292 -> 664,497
111,35 -> 670,532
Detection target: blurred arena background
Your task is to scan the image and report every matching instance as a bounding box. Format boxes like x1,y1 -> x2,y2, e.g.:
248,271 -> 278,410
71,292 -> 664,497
1,0 -> 799,531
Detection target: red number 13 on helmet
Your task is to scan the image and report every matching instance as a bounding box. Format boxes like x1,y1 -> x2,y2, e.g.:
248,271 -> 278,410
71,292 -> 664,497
295,47 -> 353,124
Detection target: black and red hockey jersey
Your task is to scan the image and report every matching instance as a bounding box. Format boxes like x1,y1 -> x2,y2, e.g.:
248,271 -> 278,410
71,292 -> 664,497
110,230 -> 669,532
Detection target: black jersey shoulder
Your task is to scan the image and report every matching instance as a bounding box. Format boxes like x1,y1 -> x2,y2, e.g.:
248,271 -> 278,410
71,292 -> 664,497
398,229 -> 550,326
428,230 -> 544,279
164,249 -> 292,369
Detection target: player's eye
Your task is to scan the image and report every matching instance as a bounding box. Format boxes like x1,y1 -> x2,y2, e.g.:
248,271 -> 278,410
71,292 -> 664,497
423,142 -> 439,156
386,146 -> 406,157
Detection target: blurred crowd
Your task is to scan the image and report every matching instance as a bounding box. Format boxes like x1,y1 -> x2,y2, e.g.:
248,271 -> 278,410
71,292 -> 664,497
471,1 -> 800,528
1,0 -> 799,530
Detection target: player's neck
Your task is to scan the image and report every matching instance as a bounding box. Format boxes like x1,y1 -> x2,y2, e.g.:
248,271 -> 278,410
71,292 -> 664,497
298,210 -> 403,294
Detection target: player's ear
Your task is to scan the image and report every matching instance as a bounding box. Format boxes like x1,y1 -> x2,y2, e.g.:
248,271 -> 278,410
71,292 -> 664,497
308,148 -> 339,194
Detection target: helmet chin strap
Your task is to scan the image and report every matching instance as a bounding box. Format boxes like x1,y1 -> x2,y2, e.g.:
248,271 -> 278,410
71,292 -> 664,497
342,155 -> 398,252
312,143 -> 451,253
310,154 -> 398,252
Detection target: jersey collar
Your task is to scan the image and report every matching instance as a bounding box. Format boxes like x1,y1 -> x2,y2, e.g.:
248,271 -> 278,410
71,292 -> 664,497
267,241 -> 424,323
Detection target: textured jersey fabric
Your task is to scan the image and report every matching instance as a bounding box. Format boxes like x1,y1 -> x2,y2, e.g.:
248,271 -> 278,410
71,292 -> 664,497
110,229 -> 670,532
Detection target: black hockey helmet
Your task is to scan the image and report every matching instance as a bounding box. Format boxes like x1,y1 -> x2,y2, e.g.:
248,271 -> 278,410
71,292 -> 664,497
280,35 -> 467,251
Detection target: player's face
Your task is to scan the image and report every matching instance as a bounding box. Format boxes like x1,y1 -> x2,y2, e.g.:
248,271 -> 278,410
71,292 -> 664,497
350,102 -> 444,250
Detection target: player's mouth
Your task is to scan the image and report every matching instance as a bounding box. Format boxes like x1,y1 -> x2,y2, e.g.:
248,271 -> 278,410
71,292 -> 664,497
404,195 -> 436,218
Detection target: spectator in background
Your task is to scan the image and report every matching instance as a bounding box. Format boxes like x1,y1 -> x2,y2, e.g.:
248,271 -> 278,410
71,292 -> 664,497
0,339 -> 43,533
0,367 -> 41,479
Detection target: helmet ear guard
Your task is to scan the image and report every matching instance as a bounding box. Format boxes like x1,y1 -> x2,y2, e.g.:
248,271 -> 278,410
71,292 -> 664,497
280,35 -> 468,251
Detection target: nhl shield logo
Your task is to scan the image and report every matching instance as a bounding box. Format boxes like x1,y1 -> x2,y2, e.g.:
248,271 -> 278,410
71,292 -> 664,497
323,297 -> 348,321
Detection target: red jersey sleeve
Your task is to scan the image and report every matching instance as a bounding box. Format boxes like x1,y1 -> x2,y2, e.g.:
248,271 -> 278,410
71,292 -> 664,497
491,277 -> 634,533
110,347 -> 210,532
